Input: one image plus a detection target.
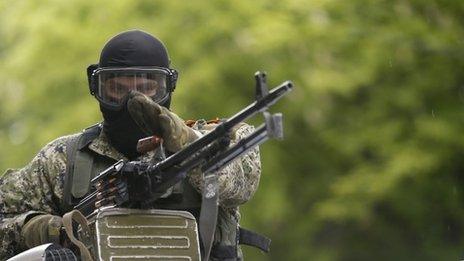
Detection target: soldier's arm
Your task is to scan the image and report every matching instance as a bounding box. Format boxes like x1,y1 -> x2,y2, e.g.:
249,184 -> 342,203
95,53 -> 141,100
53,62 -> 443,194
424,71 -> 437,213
0,137 -> 67,259
188,121 -> 262,208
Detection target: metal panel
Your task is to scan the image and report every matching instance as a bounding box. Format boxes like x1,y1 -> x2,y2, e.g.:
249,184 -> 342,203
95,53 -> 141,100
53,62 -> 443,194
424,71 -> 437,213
95,208 -> 200,261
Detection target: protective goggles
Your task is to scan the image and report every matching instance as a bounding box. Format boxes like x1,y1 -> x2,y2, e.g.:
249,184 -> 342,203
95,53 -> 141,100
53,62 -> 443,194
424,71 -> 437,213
89,66 -> 178,110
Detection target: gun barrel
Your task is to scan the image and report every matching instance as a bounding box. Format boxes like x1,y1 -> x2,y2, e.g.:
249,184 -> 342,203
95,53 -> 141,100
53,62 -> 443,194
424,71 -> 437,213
157,81 -> 293,171
225,81 -> 293,128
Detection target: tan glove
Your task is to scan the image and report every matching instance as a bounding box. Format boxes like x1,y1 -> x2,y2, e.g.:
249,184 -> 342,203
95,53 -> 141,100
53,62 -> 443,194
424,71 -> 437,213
127,91 -> 199,152
21,214 -> 63,248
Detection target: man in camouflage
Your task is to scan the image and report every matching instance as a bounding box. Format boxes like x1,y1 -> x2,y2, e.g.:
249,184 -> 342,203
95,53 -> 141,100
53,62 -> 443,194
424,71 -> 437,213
0,30 -> 261,260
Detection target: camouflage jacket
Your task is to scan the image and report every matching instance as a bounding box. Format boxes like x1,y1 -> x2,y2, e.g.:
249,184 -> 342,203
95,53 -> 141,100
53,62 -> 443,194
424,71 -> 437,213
0,120 -> 261,259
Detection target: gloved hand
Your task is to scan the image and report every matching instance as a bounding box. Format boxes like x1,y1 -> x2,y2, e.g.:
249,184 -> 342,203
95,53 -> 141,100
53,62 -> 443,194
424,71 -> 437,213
127,91 -> 199,152
21,214 -> 63,248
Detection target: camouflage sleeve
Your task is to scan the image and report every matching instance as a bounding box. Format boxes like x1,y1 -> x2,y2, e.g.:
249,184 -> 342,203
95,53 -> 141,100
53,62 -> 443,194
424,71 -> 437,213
188,121 -> 262,208
0,136 -> 69,259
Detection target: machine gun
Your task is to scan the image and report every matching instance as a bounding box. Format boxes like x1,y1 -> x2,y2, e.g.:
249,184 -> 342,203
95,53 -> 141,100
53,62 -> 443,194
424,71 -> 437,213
72,71 -> 293,260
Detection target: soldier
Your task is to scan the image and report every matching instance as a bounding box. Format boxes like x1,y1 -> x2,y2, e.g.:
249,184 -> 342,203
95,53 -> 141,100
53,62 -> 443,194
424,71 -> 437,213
0,30 -> 262,260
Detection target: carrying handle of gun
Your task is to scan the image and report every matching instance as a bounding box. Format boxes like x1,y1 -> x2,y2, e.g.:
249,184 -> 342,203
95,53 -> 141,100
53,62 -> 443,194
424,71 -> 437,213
62,210 -> 94,261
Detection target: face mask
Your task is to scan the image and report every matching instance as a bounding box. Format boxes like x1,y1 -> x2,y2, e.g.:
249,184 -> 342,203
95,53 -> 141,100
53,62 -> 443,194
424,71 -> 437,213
100,103 -> 147,160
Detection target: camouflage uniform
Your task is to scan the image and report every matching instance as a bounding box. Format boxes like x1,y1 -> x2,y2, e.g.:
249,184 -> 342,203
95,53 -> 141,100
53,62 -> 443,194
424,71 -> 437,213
0,120 -> 261,259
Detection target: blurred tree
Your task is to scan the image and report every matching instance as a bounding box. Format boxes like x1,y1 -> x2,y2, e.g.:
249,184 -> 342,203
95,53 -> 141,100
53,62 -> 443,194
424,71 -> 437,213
1,0 -> 464,260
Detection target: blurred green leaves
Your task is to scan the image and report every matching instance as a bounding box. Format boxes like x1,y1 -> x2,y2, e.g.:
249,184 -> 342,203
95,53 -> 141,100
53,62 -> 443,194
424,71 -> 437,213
1,0 -> 464,260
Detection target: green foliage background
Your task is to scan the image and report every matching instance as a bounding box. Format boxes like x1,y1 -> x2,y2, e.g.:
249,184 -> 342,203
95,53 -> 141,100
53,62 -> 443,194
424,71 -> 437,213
1,0 -> 464,260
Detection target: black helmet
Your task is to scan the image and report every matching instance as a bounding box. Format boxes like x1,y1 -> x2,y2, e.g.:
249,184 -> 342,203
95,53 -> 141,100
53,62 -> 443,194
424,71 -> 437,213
87,30 -> 178,109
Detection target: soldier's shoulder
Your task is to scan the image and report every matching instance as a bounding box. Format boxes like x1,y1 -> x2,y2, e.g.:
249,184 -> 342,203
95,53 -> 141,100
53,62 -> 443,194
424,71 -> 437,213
41,123 -> 102,154
0,133 -> 82,181
37,132 -> 83,160
44,133 -> 81,150
186,118 -> 254,138
232,122 -> 255,139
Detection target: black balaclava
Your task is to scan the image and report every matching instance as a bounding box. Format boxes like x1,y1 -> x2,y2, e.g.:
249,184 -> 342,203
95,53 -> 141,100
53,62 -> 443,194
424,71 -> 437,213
98,30 -> 172,159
